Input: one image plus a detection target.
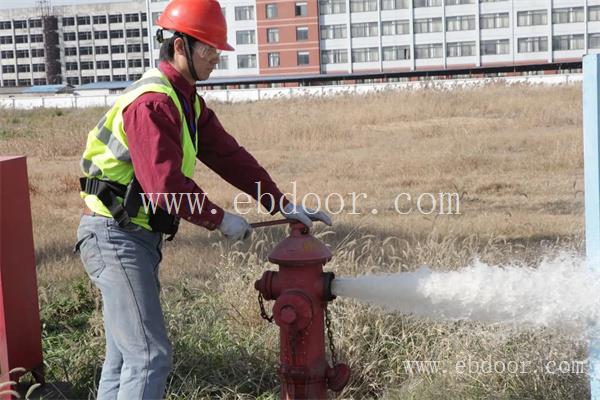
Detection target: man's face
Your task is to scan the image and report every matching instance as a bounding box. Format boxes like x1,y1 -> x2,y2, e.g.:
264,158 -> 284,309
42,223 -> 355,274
191,42 -> 221,81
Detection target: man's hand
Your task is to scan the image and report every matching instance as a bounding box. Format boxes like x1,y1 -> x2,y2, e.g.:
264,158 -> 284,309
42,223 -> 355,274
218,212 -> 252,241
281,203 -> 332,228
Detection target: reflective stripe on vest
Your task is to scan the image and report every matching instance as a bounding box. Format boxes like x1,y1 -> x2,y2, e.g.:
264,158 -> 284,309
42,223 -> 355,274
80,68 -> 202,230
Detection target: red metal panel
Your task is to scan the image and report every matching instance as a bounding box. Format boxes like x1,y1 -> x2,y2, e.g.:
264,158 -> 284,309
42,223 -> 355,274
0,156 -> 44,399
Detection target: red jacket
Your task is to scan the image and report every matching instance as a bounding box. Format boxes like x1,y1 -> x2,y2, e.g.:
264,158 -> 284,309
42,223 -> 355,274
123,61 -> 288,230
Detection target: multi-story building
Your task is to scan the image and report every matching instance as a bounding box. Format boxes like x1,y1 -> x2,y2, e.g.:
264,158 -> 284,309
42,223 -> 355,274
0,0 -> 150,87
147,0 -> 599,79
0,0 -> 597,87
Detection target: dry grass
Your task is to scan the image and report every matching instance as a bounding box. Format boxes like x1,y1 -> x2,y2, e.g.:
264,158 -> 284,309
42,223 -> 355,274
0,83 -> 587,399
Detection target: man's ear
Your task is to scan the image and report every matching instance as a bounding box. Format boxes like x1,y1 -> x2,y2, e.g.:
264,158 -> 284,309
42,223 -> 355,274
173,37 -> 186,57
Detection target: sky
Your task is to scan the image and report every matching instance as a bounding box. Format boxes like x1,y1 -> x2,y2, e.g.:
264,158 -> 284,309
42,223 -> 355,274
0,0 -> 122,10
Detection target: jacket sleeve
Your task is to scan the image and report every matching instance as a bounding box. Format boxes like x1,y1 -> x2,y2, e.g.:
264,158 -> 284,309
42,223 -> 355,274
123,93 -> 225,230
195,97 -> 289,215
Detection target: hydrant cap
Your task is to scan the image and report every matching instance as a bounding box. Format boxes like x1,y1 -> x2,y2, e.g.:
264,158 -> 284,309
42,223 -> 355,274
268,223 -> 332,266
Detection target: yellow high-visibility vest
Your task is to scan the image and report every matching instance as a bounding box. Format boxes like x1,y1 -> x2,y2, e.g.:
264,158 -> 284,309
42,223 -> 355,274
80,68 -> 201,230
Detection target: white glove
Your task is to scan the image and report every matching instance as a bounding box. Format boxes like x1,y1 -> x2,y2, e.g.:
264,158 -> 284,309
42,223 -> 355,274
281,203 -> 332,228
218,212 -> 252,241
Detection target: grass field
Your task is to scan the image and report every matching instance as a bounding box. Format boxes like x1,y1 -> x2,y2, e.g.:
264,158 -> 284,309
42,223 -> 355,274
0,83 -> 588,399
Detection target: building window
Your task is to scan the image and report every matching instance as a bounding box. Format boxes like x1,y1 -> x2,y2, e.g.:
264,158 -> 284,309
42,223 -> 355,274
352,47 -> 379,62
237,54 -> 257,68
590,6 -> 600,22
128,59 -> 142,68
414,18 -> 442,33
65,62 -> 78,71
414,43 -> 443,59
78,31 -> 92,40
446,15 -> 475,31
81,76 -> 95,84
96,60 -> 110,69
17,79 -> 32,86
113,75 -> 126,81
480,13 -> 509,29
517,10 -> 547,26
413,0 -> 441,7
111,45 -> 125,53
3,80 -> 16,87
32,63 -> 45,72
98,75 -> 110,82
381,0 -> 408,10
517,37 -> 548,53
93,15 -> 107,24
125,13 -> 140,23
234,6 -> 254,21
321,24 -> 347,39
16,50 -> 29,58
267,28 -> 279,43
446,0 -> 474,4
17,64 -> 30,73
2,65 -> 15,73
30,34 -> 43,43
0,50 -> 14,59
15,35 -> 28,44
297,51 -> 310,65
216,55 -> 228,70
110,30 -> 124,39
295,2 -> 308,16
79,46 -> 93,55
480,39 -> 510,55
0,21 -> 12,30
109,14 -> 123,24
382,45 -> 410,60
112,59 -> 126,68
95,45 -> 109,54
236,30 -> 256,45
94,31 -> 108,40
80,61 -> 94,70
0,36 -> 12,44
13,20 -> 27,29
590,33 -> 600,49
31,49 -> 44,57
319,0 -> 346,14
266,4 -> 278,19
268,52 -> 280,67
128,43 -> 142,52
141,13 -> 147,21
296,26 -> 309,40
126,28 -> 140,38
77,16 -> 91,25
553,34 -> 584,51
65,47 -> 77,56
381,20 -> 409,36
351,22 -> 378,37
62,17 -> 75,26
446,41 -> 476,57
321,49 -> 348,63
63,32 -> 76,41
552,7 -> 584,24
350,0 -> 377,13
33,78 -> 47,85
29,19 -> 42,28
66,77 -> 79,85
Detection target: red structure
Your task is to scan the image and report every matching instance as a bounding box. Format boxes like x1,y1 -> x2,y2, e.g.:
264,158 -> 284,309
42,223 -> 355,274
255,222 -> 350,399
0,156 -> 44,399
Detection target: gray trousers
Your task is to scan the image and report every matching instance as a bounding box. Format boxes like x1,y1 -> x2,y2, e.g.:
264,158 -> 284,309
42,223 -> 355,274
75,215 -> 171,400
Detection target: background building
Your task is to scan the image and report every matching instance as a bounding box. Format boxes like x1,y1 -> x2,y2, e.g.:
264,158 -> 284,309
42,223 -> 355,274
0,0 -> 597,87
0,0 -> 149,87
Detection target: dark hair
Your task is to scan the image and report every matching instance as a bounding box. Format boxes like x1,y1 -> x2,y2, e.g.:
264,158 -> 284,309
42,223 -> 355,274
159,33 -> 197,61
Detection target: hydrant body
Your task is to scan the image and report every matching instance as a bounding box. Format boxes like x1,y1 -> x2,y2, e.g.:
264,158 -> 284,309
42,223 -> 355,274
255,223 -> 350,399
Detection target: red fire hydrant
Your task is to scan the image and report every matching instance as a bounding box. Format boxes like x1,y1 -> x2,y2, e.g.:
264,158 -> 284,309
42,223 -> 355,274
254,222 -> 350,399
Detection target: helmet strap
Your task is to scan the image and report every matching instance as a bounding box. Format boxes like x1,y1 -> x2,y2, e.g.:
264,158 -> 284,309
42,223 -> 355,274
181,34 -> 200,82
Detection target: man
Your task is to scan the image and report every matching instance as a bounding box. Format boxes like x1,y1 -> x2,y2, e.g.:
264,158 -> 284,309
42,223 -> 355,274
74,0 -> 331,398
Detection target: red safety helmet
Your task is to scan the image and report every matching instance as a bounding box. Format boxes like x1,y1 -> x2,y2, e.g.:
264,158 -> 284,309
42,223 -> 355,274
157,0 -> 234,51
